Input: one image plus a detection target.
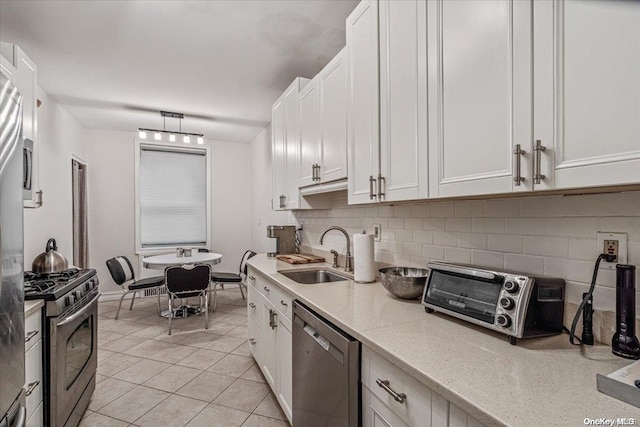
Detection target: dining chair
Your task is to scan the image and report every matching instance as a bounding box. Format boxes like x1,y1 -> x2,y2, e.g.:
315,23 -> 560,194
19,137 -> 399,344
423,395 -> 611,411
210,250 -> 256,311
106,255 -> 165,319
164,263 -> 211,335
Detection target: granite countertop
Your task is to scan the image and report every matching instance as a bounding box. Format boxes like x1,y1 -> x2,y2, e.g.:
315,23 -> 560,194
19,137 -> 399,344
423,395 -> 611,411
247,254 -> 638,426
25,299 -> 44,317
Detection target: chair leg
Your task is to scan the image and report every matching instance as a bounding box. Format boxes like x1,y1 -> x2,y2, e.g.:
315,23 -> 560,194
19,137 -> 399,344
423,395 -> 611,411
157,291 -> 162,316
213,283 -> 218,312
129,291 -> 137,310
115,291 -> 129,320
238,282 -> 245,300
168,296 -> 173,336
204,293 -> 209,329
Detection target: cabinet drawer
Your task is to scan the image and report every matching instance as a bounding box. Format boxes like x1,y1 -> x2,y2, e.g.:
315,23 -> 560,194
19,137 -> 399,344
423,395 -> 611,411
25,309 -> 41,352
362,347 -> 431,427
26,401 -> 43,427
268,285 -> 293,321
247,316 -> 262,363
247,284 -> 263,328
25,339 -> 43,421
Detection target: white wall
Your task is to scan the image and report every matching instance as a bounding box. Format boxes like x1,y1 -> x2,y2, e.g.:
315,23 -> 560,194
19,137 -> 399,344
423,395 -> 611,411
86,130 -> 252,293
249,125 -> 290,253
23,89 -> 87,269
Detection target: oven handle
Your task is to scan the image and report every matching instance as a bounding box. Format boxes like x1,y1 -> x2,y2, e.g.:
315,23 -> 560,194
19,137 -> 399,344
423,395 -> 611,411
57,292 -> 101,327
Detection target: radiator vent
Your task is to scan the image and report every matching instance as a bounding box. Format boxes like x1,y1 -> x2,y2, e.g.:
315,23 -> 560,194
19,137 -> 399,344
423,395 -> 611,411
138,250 -> 173,279
143,286 -> 167,297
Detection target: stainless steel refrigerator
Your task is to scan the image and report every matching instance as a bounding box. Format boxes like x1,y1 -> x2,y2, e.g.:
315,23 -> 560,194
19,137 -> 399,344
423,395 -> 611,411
0,71 -> 27,426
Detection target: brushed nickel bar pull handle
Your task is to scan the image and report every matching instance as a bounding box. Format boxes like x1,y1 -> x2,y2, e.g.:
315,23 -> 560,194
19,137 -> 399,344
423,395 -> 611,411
378,174 -> 385,200
25,330 -> 39,343
249,303 -> 256,308
280,300 -> 288,307
249,338 -> 256,345
369,176 -> 376,200
263,286 -> 270,293
316,164 -> 320,181
376,379 -> 406,404
513,144 -> 525,186
25,380 -> 40,396
534,140 -> 546,184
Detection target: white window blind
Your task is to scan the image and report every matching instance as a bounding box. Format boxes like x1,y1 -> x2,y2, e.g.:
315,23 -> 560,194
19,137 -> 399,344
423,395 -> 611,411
139,147 -> 207,247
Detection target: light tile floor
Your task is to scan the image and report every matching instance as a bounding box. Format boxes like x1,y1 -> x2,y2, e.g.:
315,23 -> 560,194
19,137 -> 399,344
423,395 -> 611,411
81,288 -> 290,427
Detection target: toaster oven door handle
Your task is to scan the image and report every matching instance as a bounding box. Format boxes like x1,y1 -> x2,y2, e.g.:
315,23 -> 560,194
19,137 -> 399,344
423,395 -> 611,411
428,263 -> 499,281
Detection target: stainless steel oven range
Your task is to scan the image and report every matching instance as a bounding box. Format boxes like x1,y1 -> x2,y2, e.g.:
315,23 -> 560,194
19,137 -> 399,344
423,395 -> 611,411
24,269 -> 99,427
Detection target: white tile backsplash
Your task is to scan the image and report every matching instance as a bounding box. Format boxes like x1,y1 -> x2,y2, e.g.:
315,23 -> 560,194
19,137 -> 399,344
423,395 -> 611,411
294,190 -> 640,320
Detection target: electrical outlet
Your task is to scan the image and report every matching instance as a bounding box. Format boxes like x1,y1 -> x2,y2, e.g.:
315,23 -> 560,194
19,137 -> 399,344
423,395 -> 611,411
373,224 -> 382,242
596,232 -> 627,270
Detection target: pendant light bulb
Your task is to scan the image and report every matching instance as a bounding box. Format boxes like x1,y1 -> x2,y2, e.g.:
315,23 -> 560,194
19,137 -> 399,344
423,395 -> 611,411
183,135 -> 190,143
139,130 -> 147,139
154,132 -> 162,141
197,136 -> 204,145
169,133 -> 176,142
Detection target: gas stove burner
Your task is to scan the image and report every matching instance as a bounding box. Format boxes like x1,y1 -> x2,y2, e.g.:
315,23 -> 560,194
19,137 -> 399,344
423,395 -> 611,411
24,268 -> 81,283
24,268 -> 97,301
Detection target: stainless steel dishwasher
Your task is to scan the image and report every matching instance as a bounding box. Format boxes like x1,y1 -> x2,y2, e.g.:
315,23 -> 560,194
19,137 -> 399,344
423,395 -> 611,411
292,300 -> 360,427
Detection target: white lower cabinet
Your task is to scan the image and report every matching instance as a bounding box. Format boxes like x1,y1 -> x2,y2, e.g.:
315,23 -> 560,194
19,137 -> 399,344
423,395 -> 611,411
246,268 -> 293,424
362,346 -> 485,427
24,307 -> 43,427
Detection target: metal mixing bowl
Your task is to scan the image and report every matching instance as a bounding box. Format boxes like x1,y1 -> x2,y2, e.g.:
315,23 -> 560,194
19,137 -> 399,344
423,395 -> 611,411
378,267 -> 430,299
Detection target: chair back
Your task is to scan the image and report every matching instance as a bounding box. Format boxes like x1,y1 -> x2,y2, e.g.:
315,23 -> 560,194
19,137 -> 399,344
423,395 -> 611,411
106,256 -> 135,286
165,264 -> 211,295
238,250 -> 257,277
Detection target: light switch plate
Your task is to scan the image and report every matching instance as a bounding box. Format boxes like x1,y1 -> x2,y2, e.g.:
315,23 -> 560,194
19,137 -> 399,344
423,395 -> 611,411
596,232 -> 627,270
373,224 -> 382,242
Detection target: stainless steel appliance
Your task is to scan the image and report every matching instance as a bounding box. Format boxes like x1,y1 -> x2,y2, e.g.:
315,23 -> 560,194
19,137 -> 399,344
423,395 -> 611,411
422,262 -> 565,345
22,138 -> 33,202
266,225 -> 296,257
0,71 -> 27,427
24,268 -> 99,427
292,300 -> 359,427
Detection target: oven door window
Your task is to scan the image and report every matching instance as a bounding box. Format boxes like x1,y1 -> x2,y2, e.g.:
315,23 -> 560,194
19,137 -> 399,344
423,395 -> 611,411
425,271 -> 502,323
65,316 -> 93,389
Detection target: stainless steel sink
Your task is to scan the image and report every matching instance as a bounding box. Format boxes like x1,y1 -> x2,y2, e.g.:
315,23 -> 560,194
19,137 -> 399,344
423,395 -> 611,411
279,269 -> 350,284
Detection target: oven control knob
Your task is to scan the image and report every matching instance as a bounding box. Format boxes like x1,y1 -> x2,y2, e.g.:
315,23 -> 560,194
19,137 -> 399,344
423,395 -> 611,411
504,281 -> 519,294
497,314 -> 512,328
68,294 -> 75,305
86,281 -> 92,291
75,290 -> 83,301
499,297 -> 515,310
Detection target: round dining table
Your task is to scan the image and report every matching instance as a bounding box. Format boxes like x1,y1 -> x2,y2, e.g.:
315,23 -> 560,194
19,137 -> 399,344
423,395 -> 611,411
143,251 -> 222,318
143,251 -> 223,269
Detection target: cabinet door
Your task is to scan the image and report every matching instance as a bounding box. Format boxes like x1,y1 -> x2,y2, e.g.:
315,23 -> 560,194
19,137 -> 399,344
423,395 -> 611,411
347,0 -> 380,204
0,54 -> 16,85
318,48 -> 348,183
427,0 -> 533,198
16,47 -> 37,142
379,0 -> 428,202
283,81 -> 300,209
362,387 -> 411,427
259,294 -> 277,389
534,0 -> 640,190
272,97 -> 286,211
298,78 -> 319,188
276,313 -> 293,424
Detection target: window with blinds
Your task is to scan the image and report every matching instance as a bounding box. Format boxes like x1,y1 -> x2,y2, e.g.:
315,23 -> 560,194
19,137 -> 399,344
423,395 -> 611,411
138,146 -> 208,247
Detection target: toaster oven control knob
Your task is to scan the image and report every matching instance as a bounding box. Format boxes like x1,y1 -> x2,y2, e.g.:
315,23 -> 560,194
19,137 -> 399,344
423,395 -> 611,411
497,314 -> 512,328
499,297 -> 515,310
504,280 -> 519,294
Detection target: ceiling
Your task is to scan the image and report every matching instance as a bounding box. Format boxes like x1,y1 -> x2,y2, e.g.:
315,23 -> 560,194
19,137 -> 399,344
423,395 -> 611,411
0,0 -> 358,143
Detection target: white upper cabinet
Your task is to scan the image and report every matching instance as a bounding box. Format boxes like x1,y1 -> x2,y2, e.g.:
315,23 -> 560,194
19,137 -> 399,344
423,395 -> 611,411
348,0 -> 428,205
534,0 -> 640,190
379,0 -> 428,202
298,78 -> 319,188
318,48 -> 348,183
347,0 -> 380,205
272,77 -> 309,210
427,0 -> 533,198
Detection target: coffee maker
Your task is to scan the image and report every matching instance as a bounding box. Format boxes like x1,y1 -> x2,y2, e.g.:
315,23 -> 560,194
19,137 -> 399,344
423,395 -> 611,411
266,225 -> 296,257
612,264 -> 640,360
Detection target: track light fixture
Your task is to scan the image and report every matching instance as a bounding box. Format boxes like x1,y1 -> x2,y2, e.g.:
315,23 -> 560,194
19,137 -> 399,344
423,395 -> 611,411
138,111 -> 204,144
